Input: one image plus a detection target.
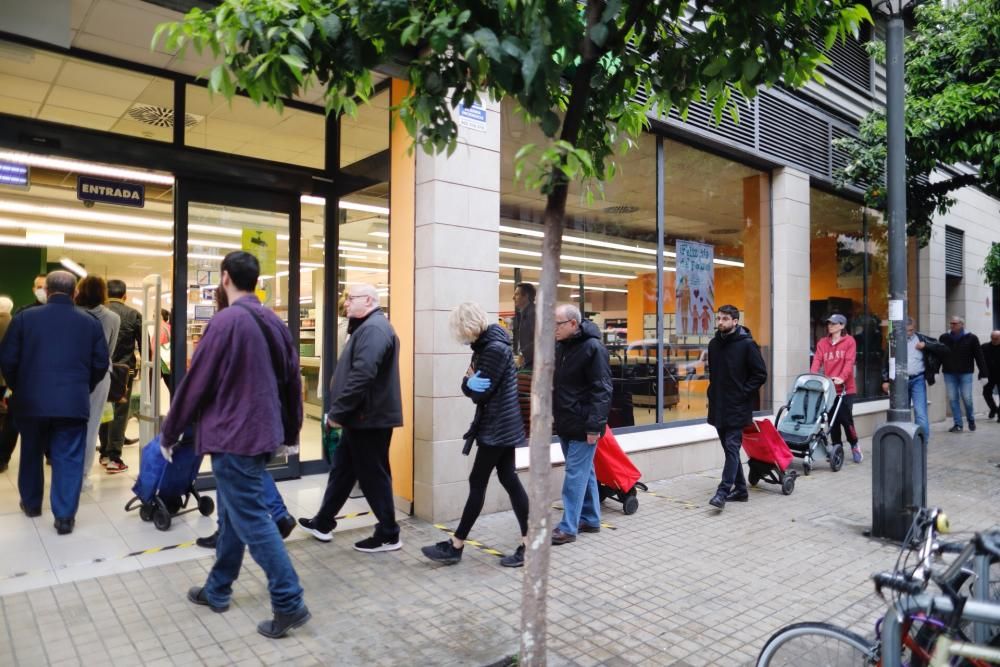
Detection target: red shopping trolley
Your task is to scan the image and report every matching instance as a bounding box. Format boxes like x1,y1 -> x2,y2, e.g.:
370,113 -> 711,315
742,419 -> 797,495
594,426 -> 647,514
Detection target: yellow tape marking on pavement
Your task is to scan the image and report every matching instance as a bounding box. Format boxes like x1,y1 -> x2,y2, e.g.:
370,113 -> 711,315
549,505 -> 617,530
433,524 -> 506,557
636,488 -> 699,510
1,509 -> 373,582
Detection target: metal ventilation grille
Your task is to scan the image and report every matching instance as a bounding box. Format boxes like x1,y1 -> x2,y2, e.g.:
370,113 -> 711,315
811,26 -> 872,92
945,226 -> 964,278
667,85 -> 755,148
757,93 -> 830,175
127,104 -> 203,128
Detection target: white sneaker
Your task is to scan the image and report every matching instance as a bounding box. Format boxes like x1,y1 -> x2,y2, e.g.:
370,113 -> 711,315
297,517 -> 333,542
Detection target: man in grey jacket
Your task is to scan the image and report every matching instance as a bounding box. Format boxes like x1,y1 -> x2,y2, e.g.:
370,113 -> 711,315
299,283 -> 403,552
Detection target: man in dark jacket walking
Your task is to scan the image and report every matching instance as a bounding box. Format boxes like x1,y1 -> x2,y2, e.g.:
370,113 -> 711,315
939,316 -> 987,432
161,251 -> 308,639
551,304 -> 612,545
299,283 -> 404,552
98,279 -> 143,471
980,330 -> 1000,422
0,271 -> 109,534
882,318 -> 948,443
706,305 -> 768,510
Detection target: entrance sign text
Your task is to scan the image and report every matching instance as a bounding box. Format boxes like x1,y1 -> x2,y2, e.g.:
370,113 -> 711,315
77,176 -> 145,208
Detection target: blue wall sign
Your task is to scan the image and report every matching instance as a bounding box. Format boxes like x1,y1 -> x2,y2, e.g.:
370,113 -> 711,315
457,102 -> 488,133
77,176 -> 145,208
0,162 -> 29,189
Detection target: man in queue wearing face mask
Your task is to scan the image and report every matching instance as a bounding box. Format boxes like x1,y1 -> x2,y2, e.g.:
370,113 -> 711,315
14,274 -> 48,315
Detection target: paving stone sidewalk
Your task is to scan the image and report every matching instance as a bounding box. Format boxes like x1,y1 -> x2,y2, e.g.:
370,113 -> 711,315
1,420 -> 998,667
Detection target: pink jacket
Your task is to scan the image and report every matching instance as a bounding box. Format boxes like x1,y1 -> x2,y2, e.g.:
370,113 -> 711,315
810,335 -> 857,395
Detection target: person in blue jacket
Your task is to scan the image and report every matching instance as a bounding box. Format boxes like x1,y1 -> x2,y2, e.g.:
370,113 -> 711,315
0,271 -> 109,535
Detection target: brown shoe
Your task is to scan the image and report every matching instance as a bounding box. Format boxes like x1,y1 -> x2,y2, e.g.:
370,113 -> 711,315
551,529 -> 576,545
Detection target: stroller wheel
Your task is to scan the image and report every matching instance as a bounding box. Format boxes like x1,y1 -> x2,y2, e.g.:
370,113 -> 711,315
781,475 -> 795,495
623,494 -> 639,515
749,473 -> 760,488
802,460 -> 811,476
139,504 -> 154,522
153,506 -> 172,531
198,496 -> 215,517
829,444 -> 845,472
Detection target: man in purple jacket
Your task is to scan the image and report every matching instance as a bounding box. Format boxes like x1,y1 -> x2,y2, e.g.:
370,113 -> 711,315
160,251 -> 309,639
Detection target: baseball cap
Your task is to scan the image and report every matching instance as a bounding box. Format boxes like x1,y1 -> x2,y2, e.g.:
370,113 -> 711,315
825,314 -> 847,325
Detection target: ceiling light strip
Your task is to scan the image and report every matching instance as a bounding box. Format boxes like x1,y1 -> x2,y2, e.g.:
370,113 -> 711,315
0,234 -> 172,257
0,151 -> 174,185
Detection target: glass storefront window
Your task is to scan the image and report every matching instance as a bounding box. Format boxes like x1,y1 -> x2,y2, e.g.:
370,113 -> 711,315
499,100 -> 772,428
185,85 -> 325,168
809,189 -> 888,399
662,139 -> 772,421
340,88 -> 390,169
0,39 -> 177,142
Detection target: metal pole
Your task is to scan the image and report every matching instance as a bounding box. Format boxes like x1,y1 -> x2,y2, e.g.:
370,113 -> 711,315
886,10 -> 910,423
655,137 -> 665,423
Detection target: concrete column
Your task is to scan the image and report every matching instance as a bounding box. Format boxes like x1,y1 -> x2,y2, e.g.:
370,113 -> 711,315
770,168 -> 812,405
412,96 -> 502,521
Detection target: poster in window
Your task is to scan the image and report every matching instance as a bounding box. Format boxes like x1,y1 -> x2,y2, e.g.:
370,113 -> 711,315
675,240 -> 715,337
242,228 -> 277,306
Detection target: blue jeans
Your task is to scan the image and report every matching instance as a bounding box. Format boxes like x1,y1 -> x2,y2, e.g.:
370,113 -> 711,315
908,375 -> 930,443
17,417 -> 86,519
557,438 -> 600,535
943,372 -> 975,427
262,472 -> 291,522
204,453 -> 304,614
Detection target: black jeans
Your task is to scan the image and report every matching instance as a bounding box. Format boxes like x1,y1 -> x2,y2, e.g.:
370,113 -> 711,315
983,380 -> 999,414
716,427 -> 747,495
455,446 -> 529,540
315,426 -> 398,538
830,393 -> 858,447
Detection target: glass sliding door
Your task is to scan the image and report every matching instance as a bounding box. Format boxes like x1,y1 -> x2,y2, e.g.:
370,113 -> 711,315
174,180 -> 303,480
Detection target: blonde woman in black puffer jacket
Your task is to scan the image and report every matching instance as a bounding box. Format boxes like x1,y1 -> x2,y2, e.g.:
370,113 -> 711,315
421,302 -> 529,568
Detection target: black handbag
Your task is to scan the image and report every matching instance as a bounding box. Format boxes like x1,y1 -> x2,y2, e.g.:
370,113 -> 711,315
462,405 -> 483,455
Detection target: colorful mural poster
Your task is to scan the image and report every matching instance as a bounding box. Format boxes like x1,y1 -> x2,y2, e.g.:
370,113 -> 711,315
675,240 -> 715,336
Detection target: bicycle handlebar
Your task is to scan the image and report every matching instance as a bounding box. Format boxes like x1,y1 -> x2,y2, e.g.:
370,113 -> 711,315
936,541 -> 965,554
873,572 -> 925,595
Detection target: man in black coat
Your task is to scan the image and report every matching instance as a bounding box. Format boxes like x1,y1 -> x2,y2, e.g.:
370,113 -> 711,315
299,283 -> 403,552
939,316 -> 987,432
0,271 -> 109,534
981,330 -> 1000,422
98,279 -> 143,467
551,304 -> 612,545
706,305 -> 768,510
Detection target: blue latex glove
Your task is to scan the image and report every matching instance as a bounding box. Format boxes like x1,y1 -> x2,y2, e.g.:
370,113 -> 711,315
467,370 -> 491,392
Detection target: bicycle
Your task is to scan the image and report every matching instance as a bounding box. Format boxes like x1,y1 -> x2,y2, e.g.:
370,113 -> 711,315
756,508 -> 1000,666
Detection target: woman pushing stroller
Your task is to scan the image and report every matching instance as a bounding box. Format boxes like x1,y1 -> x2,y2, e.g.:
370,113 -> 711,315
810,314 -> 862,464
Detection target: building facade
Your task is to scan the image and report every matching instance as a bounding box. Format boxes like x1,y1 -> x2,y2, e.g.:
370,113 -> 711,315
1,1 -> 997,521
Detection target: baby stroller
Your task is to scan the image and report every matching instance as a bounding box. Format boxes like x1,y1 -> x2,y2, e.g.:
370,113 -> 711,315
124,432 -> 215,531
774,373 -> 846,476
594,426 -> 648,515
743,419 -> 797,495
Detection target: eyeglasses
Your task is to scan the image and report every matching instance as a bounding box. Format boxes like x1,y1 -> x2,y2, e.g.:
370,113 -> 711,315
346,294 -> 367,301
555,319 -> 571,326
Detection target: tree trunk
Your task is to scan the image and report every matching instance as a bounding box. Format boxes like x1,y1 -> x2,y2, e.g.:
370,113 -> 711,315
518,182 -> 568,666
519,2 -> 605,663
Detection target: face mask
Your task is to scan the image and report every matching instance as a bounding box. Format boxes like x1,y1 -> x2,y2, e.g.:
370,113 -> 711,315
34,288 -> 47,304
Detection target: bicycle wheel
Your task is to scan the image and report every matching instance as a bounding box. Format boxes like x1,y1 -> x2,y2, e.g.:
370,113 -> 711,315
757,622 -> 877,666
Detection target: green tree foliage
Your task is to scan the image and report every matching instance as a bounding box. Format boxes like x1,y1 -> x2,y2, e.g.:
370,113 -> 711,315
835,0 -> 1000,247
155,2 -> 871,663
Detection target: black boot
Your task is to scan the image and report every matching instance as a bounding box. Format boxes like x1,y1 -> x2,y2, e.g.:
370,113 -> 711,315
709,491 -> 727,509
195,531 -> 218,549
257,606 -> 311,638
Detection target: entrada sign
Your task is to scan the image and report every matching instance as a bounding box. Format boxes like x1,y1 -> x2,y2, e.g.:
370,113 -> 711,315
77,176 -> 145,208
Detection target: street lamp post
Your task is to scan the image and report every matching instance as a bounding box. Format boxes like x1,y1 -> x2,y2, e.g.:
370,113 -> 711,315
871,0 -> 926,542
